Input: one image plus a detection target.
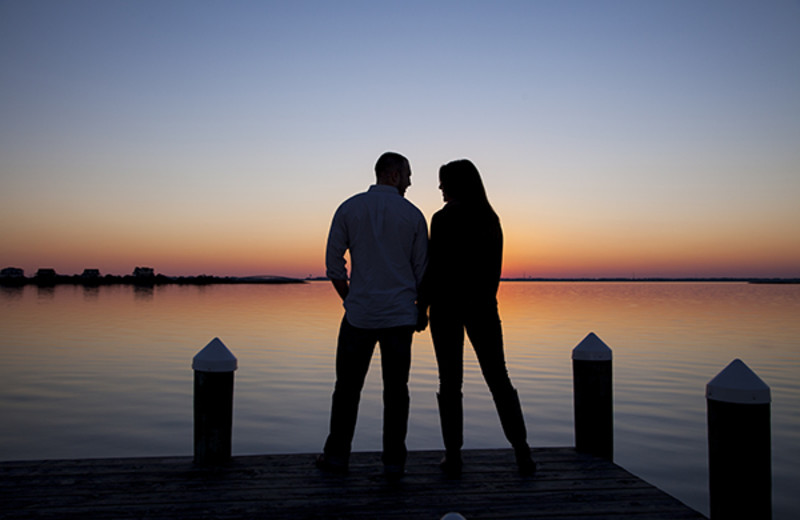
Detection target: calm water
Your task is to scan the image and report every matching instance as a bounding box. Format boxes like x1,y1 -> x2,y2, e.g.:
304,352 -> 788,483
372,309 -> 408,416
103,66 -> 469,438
1,281 -> 798,517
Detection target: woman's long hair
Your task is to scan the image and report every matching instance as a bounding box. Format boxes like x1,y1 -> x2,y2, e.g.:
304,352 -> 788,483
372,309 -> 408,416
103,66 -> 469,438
439,159 -> 496,214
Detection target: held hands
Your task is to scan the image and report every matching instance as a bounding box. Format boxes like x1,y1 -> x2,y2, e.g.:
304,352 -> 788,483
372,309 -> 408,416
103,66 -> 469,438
331,278 -> 349,301
415,303 -> 429,332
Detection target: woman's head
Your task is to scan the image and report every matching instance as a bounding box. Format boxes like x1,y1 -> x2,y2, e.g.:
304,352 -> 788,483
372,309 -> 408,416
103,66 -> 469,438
439,159 -> 490,205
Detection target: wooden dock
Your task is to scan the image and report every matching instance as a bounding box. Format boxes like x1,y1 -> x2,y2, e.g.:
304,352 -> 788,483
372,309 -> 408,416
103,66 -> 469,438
0,447 -> 706,519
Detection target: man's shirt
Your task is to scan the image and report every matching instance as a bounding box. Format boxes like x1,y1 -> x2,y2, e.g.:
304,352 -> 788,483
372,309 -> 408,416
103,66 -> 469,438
326,184 -> 428,329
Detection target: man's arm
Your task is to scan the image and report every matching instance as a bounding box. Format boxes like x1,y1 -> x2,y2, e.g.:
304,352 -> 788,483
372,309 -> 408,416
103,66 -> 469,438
325,205 -> 350,301
413,213 -> 430,332
411,214 -> 429,286
331,278 -> 349,301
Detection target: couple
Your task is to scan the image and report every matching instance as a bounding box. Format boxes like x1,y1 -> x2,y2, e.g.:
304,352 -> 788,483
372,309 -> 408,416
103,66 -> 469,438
317,151 -> 535,480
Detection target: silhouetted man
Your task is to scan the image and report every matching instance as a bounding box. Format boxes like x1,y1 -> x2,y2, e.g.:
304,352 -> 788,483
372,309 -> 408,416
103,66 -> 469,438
317,151 -> 428,479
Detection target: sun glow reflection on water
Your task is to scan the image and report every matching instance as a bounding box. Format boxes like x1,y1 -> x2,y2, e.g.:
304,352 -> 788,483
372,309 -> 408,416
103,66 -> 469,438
1,281 -> 799,518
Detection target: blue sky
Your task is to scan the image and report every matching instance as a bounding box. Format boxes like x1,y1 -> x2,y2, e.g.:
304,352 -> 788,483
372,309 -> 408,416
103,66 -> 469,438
2,1 -> 799,277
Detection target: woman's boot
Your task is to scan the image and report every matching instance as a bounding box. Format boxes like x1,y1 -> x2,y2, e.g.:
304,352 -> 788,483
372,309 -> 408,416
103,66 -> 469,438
494,388 -> 536,475
437,391 -> 463,477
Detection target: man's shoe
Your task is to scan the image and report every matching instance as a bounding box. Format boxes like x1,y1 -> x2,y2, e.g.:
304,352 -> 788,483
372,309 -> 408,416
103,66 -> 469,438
315,454 -> 348,475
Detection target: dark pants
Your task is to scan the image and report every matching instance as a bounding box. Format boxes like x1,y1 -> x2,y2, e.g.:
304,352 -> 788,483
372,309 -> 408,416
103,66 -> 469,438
323,316 -> 413,467
430,301 -> 528,452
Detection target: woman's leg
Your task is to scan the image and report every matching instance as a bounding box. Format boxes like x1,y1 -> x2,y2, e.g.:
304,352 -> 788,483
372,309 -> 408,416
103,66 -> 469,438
430,306 -> 464,473
466,304 -> 536,475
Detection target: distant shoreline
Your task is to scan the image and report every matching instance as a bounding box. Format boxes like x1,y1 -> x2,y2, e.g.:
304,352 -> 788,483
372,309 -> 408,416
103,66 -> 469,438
501,277 -> 800,284
0,274 -> 307,287
2,273 -> 797,287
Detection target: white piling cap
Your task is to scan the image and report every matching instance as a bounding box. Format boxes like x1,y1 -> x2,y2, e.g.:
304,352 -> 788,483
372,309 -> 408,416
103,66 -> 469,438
572,332 -> 612,361
706,358 -> 770,404
192,337 -> 238,372
441,514 -> 466,520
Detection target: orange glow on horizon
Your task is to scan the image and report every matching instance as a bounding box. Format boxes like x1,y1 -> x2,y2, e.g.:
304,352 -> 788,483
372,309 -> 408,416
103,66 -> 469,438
3,209 -> 798,279
501,225 -> 800,279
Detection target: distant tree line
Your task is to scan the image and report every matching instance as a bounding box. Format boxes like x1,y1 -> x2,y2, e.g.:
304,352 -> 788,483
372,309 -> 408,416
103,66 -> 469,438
2,266 -> 795,287
0,267 -> 306,286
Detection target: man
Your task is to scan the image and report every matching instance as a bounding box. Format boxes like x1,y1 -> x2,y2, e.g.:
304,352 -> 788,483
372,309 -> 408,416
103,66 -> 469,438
317,151 -> 428,479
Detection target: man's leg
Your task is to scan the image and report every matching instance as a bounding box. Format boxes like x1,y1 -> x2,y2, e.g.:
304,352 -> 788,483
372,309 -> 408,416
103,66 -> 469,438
322,316 -> 377,468
377,325 -> 414,472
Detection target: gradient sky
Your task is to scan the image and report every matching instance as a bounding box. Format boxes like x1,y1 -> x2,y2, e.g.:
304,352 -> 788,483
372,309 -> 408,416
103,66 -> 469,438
2,0 -> 799,279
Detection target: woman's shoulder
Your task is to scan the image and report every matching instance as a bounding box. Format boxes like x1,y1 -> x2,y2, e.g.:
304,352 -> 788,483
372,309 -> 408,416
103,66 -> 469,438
435,201 -> 498,221
431,202 -> 463,225
432,203 -> 452,220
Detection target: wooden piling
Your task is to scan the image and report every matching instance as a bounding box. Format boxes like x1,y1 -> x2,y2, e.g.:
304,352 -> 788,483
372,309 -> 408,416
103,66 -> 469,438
572,332 -> 613,460
193,337 -> 237,465
706,358 -> 771,520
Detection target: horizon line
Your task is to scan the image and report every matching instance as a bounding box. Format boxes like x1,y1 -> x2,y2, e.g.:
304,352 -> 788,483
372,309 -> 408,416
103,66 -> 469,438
3,267 -> 798,285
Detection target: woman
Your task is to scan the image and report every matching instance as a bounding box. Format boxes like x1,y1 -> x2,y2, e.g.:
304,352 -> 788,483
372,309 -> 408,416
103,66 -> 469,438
420,159 -> 535,477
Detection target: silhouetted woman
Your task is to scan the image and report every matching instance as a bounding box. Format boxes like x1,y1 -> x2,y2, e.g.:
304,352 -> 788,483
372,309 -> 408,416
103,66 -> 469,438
420,159 -> 535,477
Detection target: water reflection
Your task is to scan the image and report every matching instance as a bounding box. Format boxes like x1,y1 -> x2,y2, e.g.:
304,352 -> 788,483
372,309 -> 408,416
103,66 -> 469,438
0,282 -> 798,518
133,284 -> 154,300
82,285 -> 100,301
36,285 -> 55,299
0,285 -> 24,301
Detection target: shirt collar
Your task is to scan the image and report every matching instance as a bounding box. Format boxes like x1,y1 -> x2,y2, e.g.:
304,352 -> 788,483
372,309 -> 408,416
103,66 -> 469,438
368,184 -> 400,195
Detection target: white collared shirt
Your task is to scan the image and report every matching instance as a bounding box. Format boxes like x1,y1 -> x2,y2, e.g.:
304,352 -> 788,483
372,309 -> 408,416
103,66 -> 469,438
326,184 -> 428,329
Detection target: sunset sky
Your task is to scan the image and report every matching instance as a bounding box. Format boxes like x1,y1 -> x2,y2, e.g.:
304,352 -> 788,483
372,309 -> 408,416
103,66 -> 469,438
2,1 -> 799,279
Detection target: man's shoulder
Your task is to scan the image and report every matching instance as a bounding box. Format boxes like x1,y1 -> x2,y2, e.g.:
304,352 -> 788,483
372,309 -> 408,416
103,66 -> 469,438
397,199 -> 427,227
342,188 -> 423,214
335,190 -> 370,212
397,196 -> 424,214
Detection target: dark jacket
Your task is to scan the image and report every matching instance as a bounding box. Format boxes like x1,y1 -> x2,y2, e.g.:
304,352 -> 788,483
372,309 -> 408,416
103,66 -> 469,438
420,200 -> 502,307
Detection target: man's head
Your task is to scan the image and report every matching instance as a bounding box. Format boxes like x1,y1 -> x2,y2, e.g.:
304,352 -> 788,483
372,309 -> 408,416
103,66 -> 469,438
375,152 -> 411,196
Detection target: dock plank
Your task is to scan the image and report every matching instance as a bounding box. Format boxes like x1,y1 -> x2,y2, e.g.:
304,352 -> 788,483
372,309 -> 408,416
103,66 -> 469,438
0,448 -> 706,519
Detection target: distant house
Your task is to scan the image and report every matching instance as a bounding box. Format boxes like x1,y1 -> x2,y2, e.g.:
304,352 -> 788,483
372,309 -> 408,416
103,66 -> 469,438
81,269 -> 101,279
35,268 -> 57,278
133,267 -> 155,278
0,267 -> 24,278
34,268 -> 57,285
0,267 -> 25,286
